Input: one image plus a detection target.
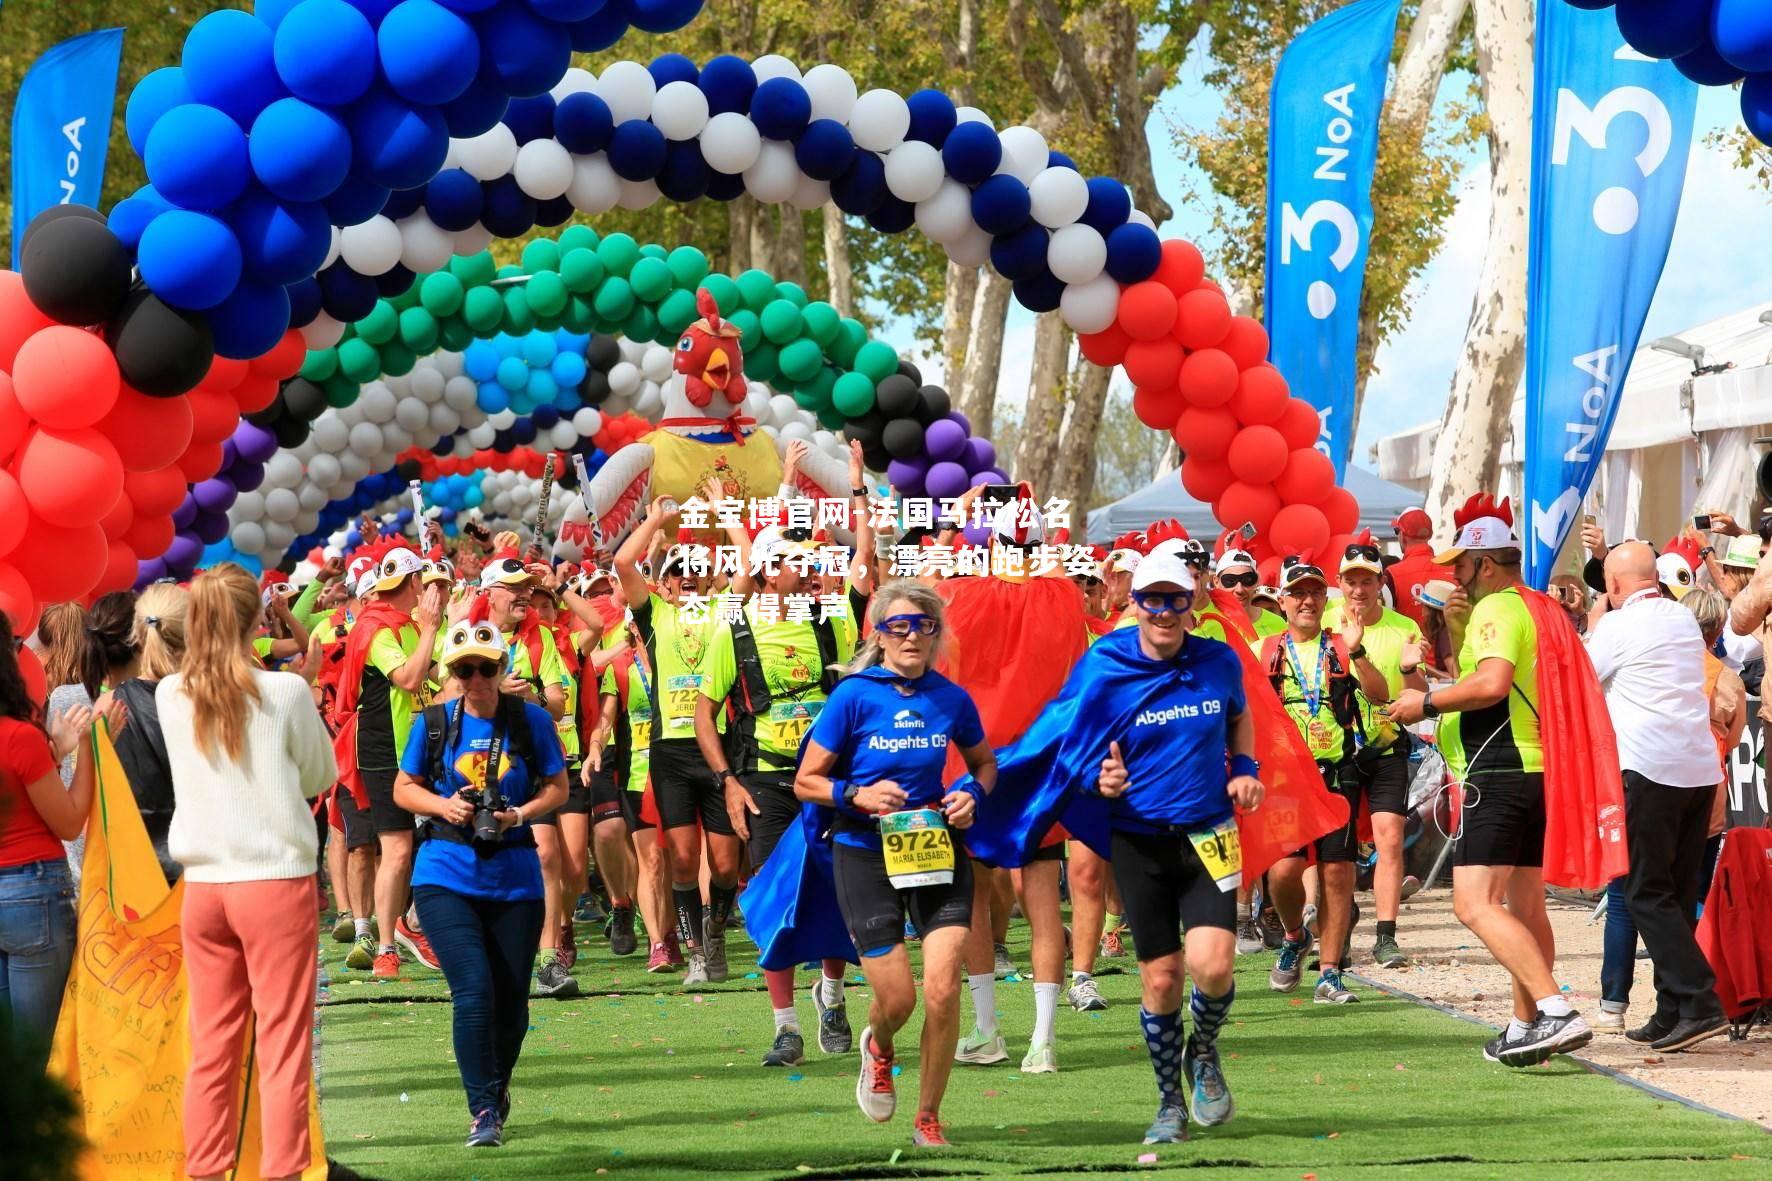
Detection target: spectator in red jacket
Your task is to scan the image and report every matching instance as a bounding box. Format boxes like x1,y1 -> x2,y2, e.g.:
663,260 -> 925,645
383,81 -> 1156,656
1384,508 -> 1452,632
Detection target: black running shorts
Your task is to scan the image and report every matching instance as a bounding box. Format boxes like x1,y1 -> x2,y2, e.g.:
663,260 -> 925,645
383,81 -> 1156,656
1346,741 -> 1411,817
336,783 -> 376,851
586,765 -> 625,825
742,770 -> 801,867
531,777 -> 591,828
833,840 -> 974,956
362,765 -> 412,835
1109,828 -> 1238,961
1455,770 -> 1545,869
650,738 -> 731,835
1279,761 -> 1359,864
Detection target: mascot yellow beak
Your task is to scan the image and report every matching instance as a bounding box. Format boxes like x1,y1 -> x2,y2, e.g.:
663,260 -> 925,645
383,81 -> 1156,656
702,347 -> 732,391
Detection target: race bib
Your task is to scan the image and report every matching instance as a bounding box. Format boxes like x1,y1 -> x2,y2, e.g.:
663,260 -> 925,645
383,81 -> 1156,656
665,674 -> 702,729
632,718 -> 653,749
768,699 -> 823,745
1188,819 -> 1243,893
878,807 -> 955,889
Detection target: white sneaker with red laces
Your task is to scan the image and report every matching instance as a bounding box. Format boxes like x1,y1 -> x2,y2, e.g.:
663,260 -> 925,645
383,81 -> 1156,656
855,1026 -> 896,1123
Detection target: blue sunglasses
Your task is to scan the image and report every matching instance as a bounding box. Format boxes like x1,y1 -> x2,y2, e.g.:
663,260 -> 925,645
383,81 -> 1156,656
1132,590 -> 1195,616
877,613 -> 941,637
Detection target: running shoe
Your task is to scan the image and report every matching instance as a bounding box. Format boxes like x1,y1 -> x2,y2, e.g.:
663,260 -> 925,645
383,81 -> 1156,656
704,933 -> 730,983
993,942 -> 1015,979
1650,1014 -> 1727,1053
1499,1012 -> 1591,1067
1066,977 -> 1108,1013
1481,1033 -> 1504,1064
1142,1102 -> 1189,1145
1313,969 -> 1358,1005
1626,1014 -> 1674,1044
665,930 -> 686,968
1020,1040 -> 1057,1074
763,1027 -> 805,1067
682,951 -> 710,989
345,934 -> 375,971
1593,1006 -> 1627,1032
372,950 -> 400,979
812,978 -> 853,1054
856,1026 -> 896,1122
331,912 -> 355,944
1372,935 -> 1408,969
955,1027 -> 1009,1065
911,1113 -> 950,1148
1183,1036 -> 1234,1127
395,916 -> 440,971
608,906 -> 637,957
1234,916 -> 1263,956
1268,929 -> 1312,993
646,942 -> 673,973
1258,907 -> 1285,950
575,893 -> 607,926
1100,927 -> 1127,959
1400,874 -> 1422,900
535,959 -> 580,999
465,1109 -> 502,1148
558,920 -> 577,971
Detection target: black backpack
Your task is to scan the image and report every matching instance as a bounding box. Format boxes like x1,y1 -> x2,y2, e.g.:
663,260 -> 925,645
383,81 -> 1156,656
112,678 -> 174,817
422,694 -> 539,802
722,609 -> 842,775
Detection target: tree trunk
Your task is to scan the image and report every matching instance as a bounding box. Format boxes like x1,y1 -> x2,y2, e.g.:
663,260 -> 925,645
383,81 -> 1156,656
956,270 -> 1013,438
822,205 -> 854,317
727,198 -> 754,274
1014,311 -> 1075,485
1424,0 -> 1532,530
1156,437 -> 1180,479
1052,359 -> 1113,510
943,263 -> 980,389
749,204 -> 776,277
775,207 -> 807,288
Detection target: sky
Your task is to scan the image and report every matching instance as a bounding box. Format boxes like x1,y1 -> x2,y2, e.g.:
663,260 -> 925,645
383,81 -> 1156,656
874,34 -> 1772,478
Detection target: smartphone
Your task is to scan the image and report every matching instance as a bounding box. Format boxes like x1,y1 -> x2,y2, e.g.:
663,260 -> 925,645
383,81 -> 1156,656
980,483 -> 1020,509
1239,521 -> 1257,540
1582,514 -> 1597,529
1694,513 -> 1714,531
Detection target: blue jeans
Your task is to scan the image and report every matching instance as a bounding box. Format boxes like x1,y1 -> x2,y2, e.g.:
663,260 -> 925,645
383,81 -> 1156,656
1601,876 -> 1638,1007
0,858 -> 77,1072
412,886 -> 543,1120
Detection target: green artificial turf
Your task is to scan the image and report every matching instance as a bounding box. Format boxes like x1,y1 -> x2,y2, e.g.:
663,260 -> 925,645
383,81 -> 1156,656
317,922 -> 1772,1180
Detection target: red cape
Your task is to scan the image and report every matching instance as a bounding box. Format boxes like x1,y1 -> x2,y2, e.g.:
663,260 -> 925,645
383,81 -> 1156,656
329,601 -> 412,809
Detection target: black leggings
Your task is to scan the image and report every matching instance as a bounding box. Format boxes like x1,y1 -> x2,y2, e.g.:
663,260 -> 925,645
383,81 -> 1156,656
413,886 -> 545,1120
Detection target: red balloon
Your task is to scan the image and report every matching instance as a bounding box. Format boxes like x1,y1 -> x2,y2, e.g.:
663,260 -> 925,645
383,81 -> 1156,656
187,385 -> 241,445
1228,364 -> 1290,425
1218,316 -> 1270,370
98,383 -> 195,473
12,325 -> 120,430
125,465 -> 188,516
0,470 -> 25,558
1116,281 -> 1178,341
11,515 -> 105,603
1180,456 -> 1234,503
1123,338 -> 1183,389
0,374 -> 25,468
1196,278 -> 1224,297
1175,289 -> 1231,349
1178,348 -> 1239,408
1133,385 -> 1185,431
252,329 -> 309,378
177,440 -> 226,483
1215,481 -> 1283,535
1269,503 -> 1331,558
14,426 -> 123,526
0,271 -> 56,371
1173,406 -> 1239,461
1324,485 -> 1360,535
1226,424 -> 1289,484
1322,533 -> 1358,571
17,644 -> 45,710
122,512 -> 175,559
204,356 -> 249,392
92,539 -> 138,597
1153,239 -> 1206,295
1257,554 -> 1282,586
1079,324 -> 1132,367
100,492 -> 135,540
1273,447 -> 1336,505
232,375 -> 279,414
0,560 -> 38,640
1275,398 -> 1322,451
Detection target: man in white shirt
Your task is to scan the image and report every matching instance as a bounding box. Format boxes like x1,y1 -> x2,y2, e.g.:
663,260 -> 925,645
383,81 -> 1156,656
1585,542 -> 1727,1053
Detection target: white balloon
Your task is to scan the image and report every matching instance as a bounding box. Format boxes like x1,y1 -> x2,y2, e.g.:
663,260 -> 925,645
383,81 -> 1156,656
409,366 -> 446,403
633,384 -> 664,419
945,225 -> 991,268
311,417 -> 349,453
431,352 -> 464,380
294,510 -> 320,534
348,422 -> 384,456
955,106 -> 992,127
551,66 -> 596,102
608,361 -> 641,395
601,392 -> 631,416
339,216 -> 402,275
640,344 -> 674,383
750,54 -> 801,84
996,125 -> 1048,184
779,421 -> 813,443
596,60 -> 656,124
1047,222 -> 1107,284
789,174 -> 830,211
452,435 -> 476,459
742,388 -> 770,422
571,407 -> 603,435
567,154 -> 621,214
264,521 -> 295,554
301,314 -> 345,351
1126,208 -> 1156,231
306,453 -> 342,490
767,393 -> 797,425
884,140 -> 944,204
381,423 -> 413,453
802,64 -> 857,122
453,224 -> 493,255
265,453 -> 303,488
322,226 -> 341,270
699,111 -> 762,174
456,124 -> 518,181
487,409 -> 517,429
743,141 -> 800,203
813,429 -> 835,450
468,423 -> 497,448
264,488 -> 300,523
233,491 -> 266,522
1059,273 -> 1121,334
231,522 -> 266,556
359,385 -> 397,424
292,439 -> 319,463
513,139 -> 575,200
1029,166 -> 1088,229
651,80 -> 709,140
428,403 -> 461,435
549,421 -> 578,452
297,485 -> 328,512
398,213 -> 454,274
394,398 -> 429,432
617,177 -> 660,210
915,180 -> 974,243
491,493 -> 513,515
848,88 -> 909,153
338,452 -> 370,482
444,375 -> 479,412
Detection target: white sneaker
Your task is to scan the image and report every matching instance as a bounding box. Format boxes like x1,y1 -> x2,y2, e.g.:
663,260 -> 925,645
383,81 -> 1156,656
954,1026 -> 1010,1065
682,952 -> 709,988
1020,1040 -> 1057,1074
1594,1007 -> 1627,1031
855,1025 -> 896,1122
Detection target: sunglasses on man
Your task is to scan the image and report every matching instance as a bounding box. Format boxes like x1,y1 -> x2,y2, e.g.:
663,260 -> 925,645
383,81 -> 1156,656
450,660 -> 503,681
1217,570 -> 1258,589
877,613 -> 941,637
1344,543 -> 1382,564
1132,590 -> 1195,615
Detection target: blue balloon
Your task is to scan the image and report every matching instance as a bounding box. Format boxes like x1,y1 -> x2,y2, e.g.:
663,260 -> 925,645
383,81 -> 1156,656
505,94 -> 557,144
274,0 -> 378,105
396,507 -> 413,524
532,404 -> 560,429
566,8 -> 628,52
494,332 -> 520,355
463,486 -> 484,508
138,210 -> 244,310
1046,150 -> 1077,171
557,329 -> 587,353
706,169 -> 746,201
535,193 -> 574,227
830,150 -> 887,216
348,88 -> 449,191
607,119 -> 668,180
657,140 -> 711,202
628,0 -> 703,34
381,186 -> 425,221
481,175 -> 537,237
511,417 -> 538,445
475,1 -> 571,98
554,386 -> 581,413
905,88 -> 957,146
440,73 -> 511,137
508,389 -> 535,415
551,351 -> 587,387
440,506 -> 457,523
1674,40 -> 1746,86
698,54 -> 755,115
1104,222 -> 1161,284
750,77 -> 811,140
941,121 -> 1001,185
347,0 -> 401,21
1743,73 -> 1772,144
497,355 -> 530,391
648,52 -> 699,88
464,339 -> 501,380
425,168 -> 485,230
324,171 -> 392,226
523,331 -> 558,366
970,174 -> 1031,236
527,371 -> 560,403
184,10 -> 285,125
379,0 -> 480,105
865,195 -> 915,234
286,275 -> 323,328
795,118 -> 854,182
233,188 -> 332,285
531,0 -> 604,16
1078,176 -> 1131,233
1011,269 -> 1062,313
1614,0 -> 1708,60
250,98 -> 352,202
555,90 -> 613,153
147,104 -> 251,210
255,0 -> 306,29
989,223 -> 1049,282
317,261 -> 381,321
209,278 -> 293,360
108,185 -> 173,250
125,67 -> 192,157
1717,0 -> 1772,74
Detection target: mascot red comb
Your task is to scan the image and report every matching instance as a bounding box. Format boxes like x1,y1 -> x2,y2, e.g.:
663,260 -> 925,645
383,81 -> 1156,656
1657,536 -> 1702,599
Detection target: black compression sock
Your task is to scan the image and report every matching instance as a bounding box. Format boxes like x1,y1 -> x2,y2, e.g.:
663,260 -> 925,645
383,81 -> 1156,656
1376,920 -> 1397,942
673,885 -> 704,949
707,882 -> 737,936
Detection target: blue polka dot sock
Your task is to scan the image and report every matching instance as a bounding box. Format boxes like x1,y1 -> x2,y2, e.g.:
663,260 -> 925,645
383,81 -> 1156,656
1189,983 -> 1235,1049
1139,1006 -> 1185,1105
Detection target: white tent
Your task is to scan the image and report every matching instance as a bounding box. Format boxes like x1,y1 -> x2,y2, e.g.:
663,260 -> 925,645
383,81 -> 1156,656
1086,465 -> 1422,543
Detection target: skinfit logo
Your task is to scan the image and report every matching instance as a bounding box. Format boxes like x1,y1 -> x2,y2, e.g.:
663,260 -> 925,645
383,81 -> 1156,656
893,709 -> 925,728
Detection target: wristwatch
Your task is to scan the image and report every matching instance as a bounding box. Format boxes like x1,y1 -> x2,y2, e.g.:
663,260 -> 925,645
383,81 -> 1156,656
1348,644 -> 1368,663
842,782 -> 864,810
851,486 -> 868,497
712,768 -> 738,790
1422,688 -> 1441,719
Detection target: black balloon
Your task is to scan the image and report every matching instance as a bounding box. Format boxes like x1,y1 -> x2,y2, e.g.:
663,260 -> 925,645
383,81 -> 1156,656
882,417 -> 925,459
843,407 -> 887,446
915,384 -> 951,424
875,373 -> 919,418
244,401 -> 284,427
895,359 -> 923,386
106,286 -> 215,397
21,209 -> 133,326
587,334 -> 621,370
273,415 -> 311,448
861,441 -> 892,472
580,369 -> 610,405
22,204 -> 105,245
395,459 -> 422,482
283,378 -> 329,422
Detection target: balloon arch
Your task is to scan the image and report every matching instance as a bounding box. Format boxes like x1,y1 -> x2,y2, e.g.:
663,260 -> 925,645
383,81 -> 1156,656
0,0 -> 1365,634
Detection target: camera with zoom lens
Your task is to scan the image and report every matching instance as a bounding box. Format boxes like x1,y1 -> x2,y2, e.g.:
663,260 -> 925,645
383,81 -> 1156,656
457,786 -> 504,847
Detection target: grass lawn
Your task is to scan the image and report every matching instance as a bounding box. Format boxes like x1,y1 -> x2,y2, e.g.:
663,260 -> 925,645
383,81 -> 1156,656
317,920 -> 1772,1180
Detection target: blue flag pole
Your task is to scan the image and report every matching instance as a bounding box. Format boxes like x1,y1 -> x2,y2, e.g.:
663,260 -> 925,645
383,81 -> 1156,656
10,27 -> 126,269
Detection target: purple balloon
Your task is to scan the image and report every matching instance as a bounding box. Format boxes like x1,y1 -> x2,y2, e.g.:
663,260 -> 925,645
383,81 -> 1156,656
165,532 -> 203,568
232,421 -> 280,464
944,410 -> 971,434
172,497 -> 199,530
232,461 -> 266,492
925,460 -> 970,500
961,437 -> 996,473
886,456 -> 930,489
134,557 -> 169,589
923,418 -> 968,462
961,521 -> 992,547
194,508 -> 232,545
221,439 -> 239,469
979,467 -> 1009,485
193,478 -> 237,514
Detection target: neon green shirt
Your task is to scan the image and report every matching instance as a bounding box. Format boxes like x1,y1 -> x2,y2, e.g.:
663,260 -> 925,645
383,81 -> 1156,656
634,592 -> 724,739
602,662 -> 654,795
1274,632 -> 1347,762
1442,587 -> 1543,776
1323,601 -> 1422,749
700,605 -> 858,762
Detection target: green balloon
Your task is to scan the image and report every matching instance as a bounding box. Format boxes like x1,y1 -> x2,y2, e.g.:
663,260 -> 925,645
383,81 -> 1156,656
323,374 -> 359,407
496,263 -> 524,280
816,405 -> 848,432
597,233 -> 640,277
503,287 -> 535,335
747,341 -> 780,382
666,245 -> 710,290
419,272 -> 465,318
451,252 -> 497,288
337,337 -> 382,383
736,268 -> 777,311
759,299 -> 805,345
831,319 -> 868,366
526,271 -> 569,317
629,257 -> 673,303
802,364 -> 837,403
728,308 -> 762,353
559,247 -> 605,294
854,340 -> 899,383
558,226 -> 599,254
398,306 -> 439,353
773,281 -> 808,308
299,349 -> 338,383
801,301 -> 840,347
793,387 -> 824,411
462,286 -> 504,333
593,276 -> 635,321
389,281 -> 422,312
637,242 -> 667,261
701,273 -> 742,314
657,288 -> 700,335
380,341 -> 415,378
777,337 -> 823,382
831,370 -> 876,417
622,303 -> 659,344
356,301 -> 398,346
564,295 -> 596,333
438,318 -> 473,352
522,238 -> 561,274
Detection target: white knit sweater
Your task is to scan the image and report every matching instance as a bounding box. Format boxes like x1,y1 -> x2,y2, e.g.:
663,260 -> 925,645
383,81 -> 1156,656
160,669 -> 338,884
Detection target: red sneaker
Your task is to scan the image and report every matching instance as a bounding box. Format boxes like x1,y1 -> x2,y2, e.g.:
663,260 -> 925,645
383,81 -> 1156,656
912,1112 -> 950,1148
646,942 -> 672,973
373,951 -> 400,979
395,916 -> 440,971
664,930 -> 685,968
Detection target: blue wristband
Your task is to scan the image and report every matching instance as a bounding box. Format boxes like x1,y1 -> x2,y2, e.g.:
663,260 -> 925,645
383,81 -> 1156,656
831,779 -> 865,818
959,779 -> 986,804
1230,753 -> 1259,780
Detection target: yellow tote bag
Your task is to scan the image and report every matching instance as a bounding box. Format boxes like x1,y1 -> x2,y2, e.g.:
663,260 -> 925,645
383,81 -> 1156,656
49,727 -> 326,1180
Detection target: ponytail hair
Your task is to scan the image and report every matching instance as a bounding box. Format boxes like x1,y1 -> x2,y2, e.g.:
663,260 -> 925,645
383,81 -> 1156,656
841,580 -> 947,677
134,583 -> 190,681
184,564 -> 263,762
40,602 -> 88,692
79,592 -> 139,699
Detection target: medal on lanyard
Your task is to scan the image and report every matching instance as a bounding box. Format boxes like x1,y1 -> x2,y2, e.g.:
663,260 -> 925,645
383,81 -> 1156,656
1284,633 -> 1328,717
